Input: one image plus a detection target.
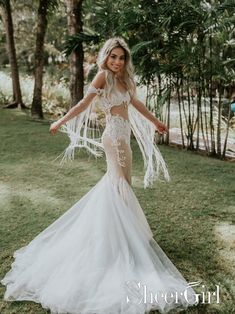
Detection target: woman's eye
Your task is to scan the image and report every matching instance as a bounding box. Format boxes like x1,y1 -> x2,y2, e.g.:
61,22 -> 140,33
110,55 -> 124,61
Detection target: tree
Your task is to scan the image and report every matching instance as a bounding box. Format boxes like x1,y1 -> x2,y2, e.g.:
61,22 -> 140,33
66,0 -> 84,107
0,0 -> 25,109
31,0 -> 58,119
113,0 -> 235,159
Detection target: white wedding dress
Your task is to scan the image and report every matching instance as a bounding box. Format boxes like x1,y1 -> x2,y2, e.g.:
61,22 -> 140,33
1,84 -> 197,314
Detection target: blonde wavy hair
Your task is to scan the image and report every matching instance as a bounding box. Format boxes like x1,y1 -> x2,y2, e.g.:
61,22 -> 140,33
96,37 -> 136,98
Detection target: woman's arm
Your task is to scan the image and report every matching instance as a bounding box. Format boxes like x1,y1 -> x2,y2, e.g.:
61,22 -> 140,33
49,71 -> 106,134
130,96 -> 168,134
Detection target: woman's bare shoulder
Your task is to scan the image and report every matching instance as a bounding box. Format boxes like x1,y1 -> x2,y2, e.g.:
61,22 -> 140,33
91,70 -> 106,89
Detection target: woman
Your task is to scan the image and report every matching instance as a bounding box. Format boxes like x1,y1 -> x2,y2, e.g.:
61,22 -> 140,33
1,38 -> 197,313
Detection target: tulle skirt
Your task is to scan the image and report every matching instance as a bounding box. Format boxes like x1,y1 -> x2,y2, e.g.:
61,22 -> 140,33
1,116 -> 197,313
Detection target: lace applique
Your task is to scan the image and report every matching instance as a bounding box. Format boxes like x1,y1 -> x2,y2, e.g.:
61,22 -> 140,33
104,92 -> 131,123
86,85 -> 113,117
86,85 -> 104,96
109,90 -> 130,105
86,85 -> 131,116
103,115 -> 131,167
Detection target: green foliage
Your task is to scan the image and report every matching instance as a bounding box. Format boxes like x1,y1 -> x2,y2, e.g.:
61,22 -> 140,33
0,0 -> 8,7
63,33 -> 100,56
47,0 -> 60,14
0,0 -> 66,73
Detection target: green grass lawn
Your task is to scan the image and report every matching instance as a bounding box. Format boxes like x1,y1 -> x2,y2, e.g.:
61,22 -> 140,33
0,107 -> 234,314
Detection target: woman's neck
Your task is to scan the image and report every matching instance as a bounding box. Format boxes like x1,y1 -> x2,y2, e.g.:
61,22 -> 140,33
115,76 -> 128,92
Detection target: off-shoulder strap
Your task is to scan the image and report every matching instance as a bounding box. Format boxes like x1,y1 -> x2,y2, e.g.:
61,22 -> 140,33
86,85 -> 104,96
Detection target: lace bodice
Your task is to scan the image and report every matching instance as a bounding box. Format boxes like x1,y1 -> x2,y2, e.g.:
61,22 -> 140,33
86,85 -> 132,168
86,85 -> 131,121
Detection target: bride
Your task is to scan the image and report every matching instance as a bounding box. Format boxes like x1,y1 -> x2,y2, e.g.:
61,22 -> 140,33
1,37 -> 197,313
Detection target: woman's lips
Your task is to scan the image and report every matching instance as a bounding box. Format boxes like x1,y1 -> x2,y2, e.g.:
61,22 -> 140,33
112,65 -> 120,69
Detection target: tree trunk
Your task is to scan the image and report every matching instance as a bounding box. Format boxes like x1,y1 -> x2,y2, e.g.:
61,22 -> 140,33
195,86 -> 200,151
66,0 -> 84,108
0,0 -> 25,109
196,57 -> 202,151
187,78 -> 194,150
202,80 -> 210,154
209,34 -> 216,156
31,0 -> 49,119
176,76 -> 185,148
166,76 -> 171,145
216,82 -> 222,157
222,100 -> 231,159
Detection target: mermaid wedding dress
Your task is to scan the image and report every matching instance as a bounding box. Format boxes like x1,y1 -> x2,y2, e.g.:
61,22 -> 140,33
1,84 -> 197,313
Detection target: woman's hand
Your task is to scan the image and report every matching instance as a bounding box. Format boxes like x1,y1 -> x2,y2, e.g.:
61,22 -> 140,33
49,120 -> 62,135
154,120 -> 168,135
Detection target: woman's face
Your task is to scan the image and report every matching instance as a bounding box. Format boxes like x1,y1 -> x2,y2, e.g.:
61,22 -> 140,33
106,47 -> 125,74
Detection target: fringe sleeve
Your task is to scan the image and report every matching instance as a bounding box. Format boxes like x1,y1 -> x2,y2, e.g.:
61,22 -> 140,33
54,86 -> 105,165
128,104 -> 170,188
